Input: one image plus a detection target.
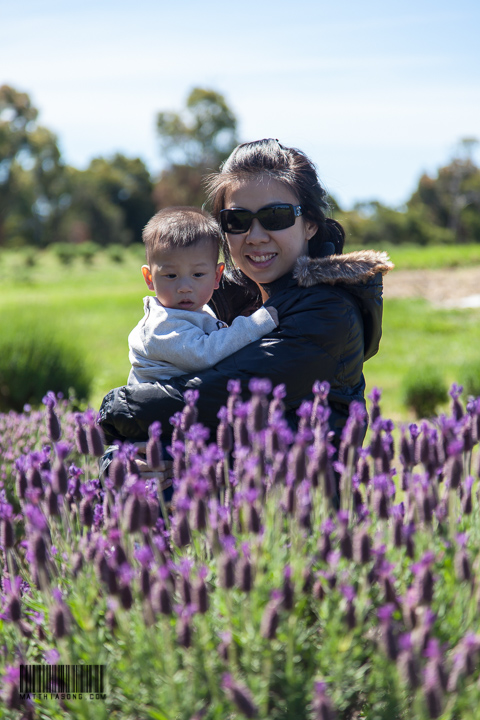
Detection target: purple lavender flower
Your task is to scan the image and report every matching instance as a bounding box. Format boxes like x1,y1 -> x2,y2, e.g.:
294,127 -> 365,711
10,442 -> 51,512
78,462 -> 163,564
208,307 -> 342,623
217,407 -> 233,452
288,441 -> 308,483
218,552 -> 235,590
353,526 -> 371,564
86,418 -> 105,458
222,673 -> 258,718
193,575 -> 209,614
43,392 -> 61,442
2,665 -> 21,710
1,516 -> 14,548
338,521 -> 353,560
247,395 -> 268,435
120,584 -> 133,610
411,554 -> 435,605
233,403 -> 250,448
445,439 -> 463,489
226,379 -> 241,424
356,450 -> 370,485
260,596 -> 279,640
378,604 -> 398,660
397,633 -> 420,690
235,554 -> 253,593
268,383 -> 286,423
449,383 -> 464,421
282,565 -> 294,610
173,512 -> 191,548
80,497 -> 94,528
454,548 -> 471,582
145,421 -> 162,470
51,603 -> 70,639
177,614 -> 192,648
424,638 -> 448,694
151,580 -> 172,616
74,413 -> 89,455
448,634 -> 480,691
44,648 -> 60,664
180,391 -> 199,432
51,458 -> 68,496
312,680 -> 336,720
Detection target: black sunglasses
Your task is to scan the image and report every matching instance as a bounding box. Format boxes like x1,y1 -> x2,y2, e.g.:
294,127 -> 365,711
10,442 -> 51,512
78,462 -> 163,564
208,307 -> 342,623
220,203 -> 303,234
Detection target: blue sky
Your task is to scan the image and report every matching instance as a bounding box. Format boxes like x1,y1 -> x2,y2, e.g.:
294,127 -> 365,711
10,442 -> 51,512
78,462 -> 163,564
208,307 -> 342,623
1,0 -> 479,208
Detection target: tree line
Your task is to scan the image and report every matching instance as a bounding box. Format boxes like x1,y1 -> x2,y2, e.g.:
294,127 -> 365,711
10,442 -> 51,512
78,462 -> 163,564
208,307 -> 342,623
1,83 -> 479,249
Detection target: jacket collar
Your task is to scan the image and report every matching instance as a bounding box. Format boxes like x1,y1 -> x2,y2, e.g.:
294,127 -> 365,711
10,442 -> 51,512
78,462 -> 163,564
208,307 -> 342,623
293,250 -> 394,287
260,250 -> 393,298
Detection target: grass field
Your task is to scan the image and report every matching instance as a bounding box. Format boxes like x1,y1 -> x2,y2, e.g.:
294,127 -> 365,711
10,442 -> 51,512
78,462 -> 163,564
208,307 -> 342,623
355,241 -> 480,269
1,243 -> 480,421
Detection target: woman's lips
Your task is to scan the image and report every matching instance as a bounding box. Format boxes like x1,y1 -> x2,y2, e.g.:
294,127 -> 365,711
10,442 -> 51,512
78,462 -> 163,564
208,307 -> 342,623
245,253 -> 277,268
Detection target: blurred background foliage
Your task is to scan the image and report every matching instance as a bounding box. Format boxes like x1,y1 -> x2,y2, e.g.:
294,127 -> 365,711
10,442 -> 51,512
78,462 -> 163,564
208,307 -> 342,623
1,83 -> 480,251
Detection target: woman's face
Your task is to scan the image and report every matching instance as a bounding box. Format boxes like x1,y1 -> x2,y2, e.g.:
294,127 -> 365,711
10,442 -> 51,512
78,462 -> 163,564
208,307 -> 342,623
223,176 -> 317,295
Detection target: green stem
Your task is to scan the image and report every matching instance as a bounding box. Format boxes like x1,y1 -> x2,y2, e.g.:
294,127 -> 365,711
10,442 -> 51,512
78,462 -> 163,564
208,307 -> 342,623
199,615 -> 219,704
157,479 -> 171,531
286,613 -> 295,682
261,648 -> 273,717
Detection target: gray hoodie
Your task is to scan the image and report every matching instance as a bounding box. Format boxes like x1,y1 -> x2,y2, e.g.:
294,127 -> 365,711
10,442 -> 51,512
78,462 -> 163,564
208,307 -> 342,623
127,295 -> 277,384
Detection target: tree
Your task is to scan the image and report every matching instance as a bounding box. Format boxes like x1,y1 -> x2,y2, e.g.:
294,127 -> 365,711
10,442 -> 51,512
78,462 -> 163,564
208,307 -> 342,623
408,139 -> 480,243
157,87 -> 238,169
0,85 -> 155,248
59,154 -> 155,246
0,85 -> 65,246
155,87 -> 239,208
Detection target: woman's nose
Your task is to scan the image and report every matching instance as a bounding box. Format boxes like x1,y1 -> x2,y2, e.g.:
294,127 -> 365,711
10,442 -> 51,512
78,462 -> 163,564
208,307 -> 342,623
245,218 -> 270,243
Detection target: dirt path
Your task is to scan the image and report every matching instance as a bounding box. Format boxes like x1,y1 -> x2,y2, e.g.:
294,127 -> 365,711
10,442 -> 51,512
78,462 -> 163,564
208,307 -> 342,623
383,266 -> 480,306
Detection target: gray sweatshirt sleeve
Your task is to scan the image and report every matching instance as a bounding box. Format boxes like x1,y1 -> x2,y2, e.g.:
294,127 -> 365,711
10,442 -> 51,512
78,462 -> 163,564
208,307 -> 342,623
169,306 -> 277,372
138,306 -> 277,374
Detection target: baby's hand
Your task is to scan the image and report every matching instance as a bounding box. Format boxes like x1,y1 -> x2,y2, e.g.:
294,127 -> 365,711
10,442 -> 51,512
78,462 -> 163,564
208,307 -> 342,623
266,306 -> 279,326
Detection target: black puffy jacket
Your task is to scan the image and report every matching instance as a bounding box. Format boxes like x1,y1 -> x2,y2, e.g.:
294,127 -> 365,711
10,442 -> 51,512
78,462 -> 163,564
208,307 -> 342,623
98,250 -> 393,445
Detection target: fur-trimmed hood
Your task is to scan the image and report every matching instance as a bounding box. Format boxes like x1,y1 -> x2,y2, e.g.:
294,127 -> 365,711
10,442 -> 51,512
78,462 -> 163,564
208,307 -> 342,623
293,250 -> 394,287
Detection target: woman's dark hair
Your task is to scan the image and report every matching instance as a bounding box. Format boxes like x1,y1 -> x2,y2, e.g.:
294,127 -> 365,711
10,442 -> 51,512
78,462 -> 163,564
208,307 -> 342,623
205,138 -> 345,281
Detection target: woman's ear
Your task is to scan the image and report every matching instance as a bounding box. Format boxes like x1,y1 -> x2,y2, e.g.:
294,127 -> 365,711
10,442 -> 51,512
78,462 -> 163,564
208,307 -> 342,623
304,220 -> 318,241
214,262 -> 225,290
141,265 -> 155,291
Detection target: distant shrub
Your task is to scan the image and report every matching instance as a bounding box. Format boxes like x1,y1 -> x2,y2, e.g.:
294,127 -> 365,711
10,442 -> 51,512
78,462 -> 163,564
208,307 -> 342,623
21,248 -> 37,267
51,242 -> 78,265
402,366 -> 448,418
77,241 -> 101,264
0,329 -> 92,412
460,361 -> 480,398
107,245 -> 125,263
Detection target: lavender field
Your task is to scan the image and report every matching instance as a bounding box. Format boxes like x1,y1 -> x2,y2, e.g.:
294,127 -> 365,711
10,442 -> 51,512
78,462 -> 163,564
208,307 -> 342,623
1,381 -> 480,719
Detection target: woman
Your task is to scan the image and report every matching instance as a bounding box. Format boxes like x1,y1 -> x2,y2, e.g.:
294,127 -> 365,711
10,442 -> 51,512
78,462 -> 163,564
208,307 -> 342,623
99,138 -> 392,450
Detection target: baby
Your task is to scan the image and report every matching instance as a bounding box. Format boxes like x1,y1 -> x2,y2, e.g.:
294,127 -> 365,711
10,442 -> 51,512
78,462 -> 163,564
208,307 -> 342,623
127,206 -> 278,385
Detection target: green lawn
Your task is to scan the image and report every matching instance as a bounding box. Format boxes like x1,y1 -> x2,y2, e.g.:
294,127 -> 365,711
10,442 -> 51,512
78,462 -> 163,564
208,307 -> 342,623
347,240 -> 480,269
364,298 -> 480,423
1,245 -> 480,420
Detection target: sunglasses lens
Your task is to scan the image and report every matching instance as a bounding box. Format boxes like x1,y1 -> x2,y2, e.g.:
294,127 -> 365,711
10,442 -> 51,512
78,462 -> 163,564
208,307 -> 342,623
220,204 -> 298,234
258,205 -> 294,231
221,209 -> 252,234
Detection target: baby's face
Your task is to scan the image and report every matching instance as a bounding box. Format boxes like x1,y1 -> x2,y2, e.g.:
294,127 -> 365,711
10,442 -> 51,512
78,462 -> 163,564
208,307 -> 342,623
142,240 -> 223,312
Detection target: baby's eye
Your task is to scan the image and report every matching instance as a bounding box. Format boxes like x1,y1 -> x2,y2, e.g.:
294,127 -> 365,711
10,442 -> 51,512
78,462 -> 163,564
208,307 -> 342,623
164,274 -> 177,279
193,272 -> 206,278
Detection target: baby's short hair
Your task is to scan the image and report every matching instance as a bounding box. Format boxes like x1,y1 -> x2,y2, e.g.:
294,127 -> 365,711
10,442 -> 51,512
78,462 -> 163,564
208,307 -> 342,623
143,206 -> 222,264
